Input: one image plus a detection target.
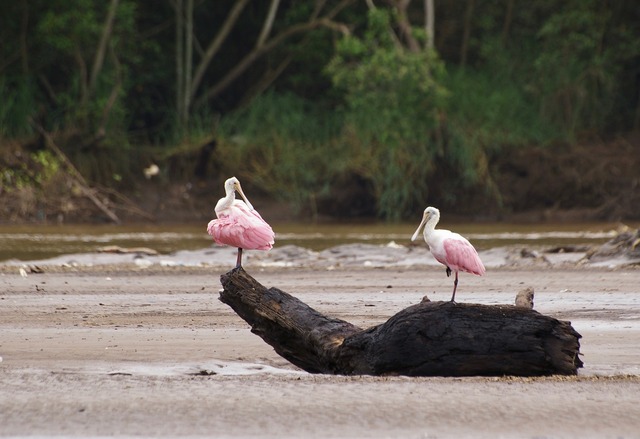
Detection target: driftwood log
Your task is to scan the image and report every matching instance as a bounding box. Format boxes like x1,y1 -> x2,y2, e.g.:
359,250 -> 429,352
219,268 -> 583,377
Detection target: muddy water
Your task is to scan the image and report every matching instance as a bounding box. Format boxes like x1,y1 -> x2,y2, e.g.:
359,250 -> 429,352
0,221 -> 634,263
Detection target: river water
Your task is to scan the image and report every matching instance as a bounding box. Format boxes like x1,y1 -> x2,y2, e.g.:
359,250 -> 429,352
0,221 -> 634,263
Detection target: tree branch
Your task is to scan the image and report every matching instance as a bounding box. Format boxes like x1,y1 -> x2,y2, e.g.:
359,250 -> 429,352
366,0 -> 404,51
29,120 -> 121,224
195,0 -> 355,107
175,0 -> 184,127
183,0 -> 194,126
20,1 -> 30,74
238,54 -> 293,108
188,0 -> 250,102
460,0 -> 475,66
395,0 -> 421,52
501,0 -> 514,45
89,0 -> 120,96
256,0 -> 281,49
75,48 -> 89,106
97,46 -> 123,137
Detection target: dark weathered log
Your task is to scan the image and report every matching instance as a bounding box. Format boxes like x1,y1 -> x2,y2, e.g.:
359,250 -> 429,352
219,268 -> 583,377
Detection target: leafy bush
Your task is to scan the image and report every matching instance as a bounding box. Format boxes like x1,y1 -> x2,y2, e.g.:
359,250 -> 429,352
0,78 -> 36,138
533,0 -> 640,137
217,91 -> 343,214
326,9 -> 452,220
217,9 -> 503,220
1,150 -> 61,192
445,65 -> 561,150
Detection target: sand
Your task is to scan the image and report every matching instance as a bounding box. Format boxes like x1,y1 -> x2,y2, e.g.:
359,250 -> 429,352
1,248 -> 640,438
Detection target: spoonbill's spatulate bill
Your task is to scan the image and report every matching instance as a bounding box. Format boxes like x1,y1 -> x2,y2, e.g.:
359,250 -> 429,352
411,206 -> 485,302
207,177 -> 275,268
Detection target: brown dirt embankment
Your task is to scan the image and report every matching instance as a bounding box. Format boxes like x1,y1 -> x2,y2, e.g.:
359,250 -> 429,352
2,133 -> 639,224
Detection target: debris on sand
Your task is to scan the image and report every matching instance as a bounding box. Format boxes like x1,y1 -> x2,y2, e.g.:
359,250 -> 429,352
585,226 -> 640,263
97,245 -> 159,256
515,287 -> 535,309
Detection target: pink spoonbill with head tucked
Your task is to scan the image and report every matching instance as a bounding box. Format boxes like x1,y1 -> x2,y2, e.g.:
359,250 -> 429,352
411,206 -> 485,302
207,177 -> 275,268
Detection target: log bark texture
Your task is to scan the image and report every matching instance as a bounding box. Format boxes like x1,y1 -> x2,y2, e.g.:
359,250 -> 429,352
219,268 -> 583,377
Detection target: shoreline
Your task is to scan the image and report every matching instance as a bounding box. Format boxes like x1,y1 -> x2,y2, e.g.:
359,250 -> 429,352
3,237 -> 639,270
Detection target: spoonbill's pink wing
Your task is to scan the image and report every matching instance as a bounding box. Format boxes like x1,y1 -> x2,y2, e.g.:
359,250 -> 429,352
443,237 -> 485,276
207,202 -> 274,250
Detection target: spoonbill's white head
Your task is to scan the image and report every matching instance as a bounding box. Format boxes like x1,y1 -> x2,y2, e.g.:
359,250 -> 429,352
224,176 -> 254,211
411,206 -> 441,241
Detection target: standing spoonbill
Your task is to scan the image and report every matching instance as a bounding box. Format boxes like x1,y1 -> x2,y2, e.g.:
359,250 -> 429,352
207,177 -> 275,268
411,206 -> 485,302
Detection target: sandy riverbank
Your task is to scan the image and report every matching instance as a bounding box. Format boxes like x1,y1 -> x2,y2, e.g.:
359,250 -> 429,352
1,247 -> 640,438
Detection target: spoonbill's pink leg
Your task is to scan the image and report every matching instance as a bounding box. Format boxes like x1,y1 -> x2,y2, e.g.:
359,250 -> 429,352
450,272 -> 459,302
236,248 -> 243,268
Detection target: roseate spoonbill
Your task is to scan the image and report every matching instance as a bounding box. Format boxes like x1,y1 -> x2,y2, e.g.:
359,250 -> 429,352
411,206 -> 485,302
207,177 -> 275,268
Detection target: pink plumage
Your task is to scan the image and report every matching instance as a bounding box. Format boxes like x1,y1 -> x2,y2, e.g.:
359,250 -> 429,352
207,203 -> 274,250
207,177 -> 275,267
411,206 -> 485,302
441,238 -> 485,276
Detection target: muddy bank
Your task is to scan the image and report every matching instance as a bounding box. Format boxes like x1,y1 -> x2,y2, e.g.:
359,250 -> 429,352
3,237 -> 639,273
1,266 -> 640,438
3,135 -> 640,225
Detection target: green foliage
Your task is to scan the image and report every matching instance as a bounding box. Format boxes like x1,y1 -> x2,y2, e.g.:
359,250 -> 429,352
32,151 -> 60,183
0,78 -> 36,138
218,92 -> 343,214
1,150 -> 61,192
445,65 -> 561,149
37,1 -> 102,54
325,9 -> 451,220
33,0 -> 137,134
2,1 -> 640,219
219,9 -> 507,220
533,0 -> 640,137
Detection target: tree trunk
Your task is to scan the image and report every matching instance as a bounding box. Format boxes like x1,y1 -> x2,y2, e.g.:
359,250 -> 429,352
88,0 -> 120,99
96,47 -> 122,136
501,0 -> 514,45
425,0 -> 434,51
219,268 -> 583,377
182,0 -> 193,129
460,0 -> 475,67
395,0 -> 421,53
20,1 -> 29,74
175,0 -> 184,130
